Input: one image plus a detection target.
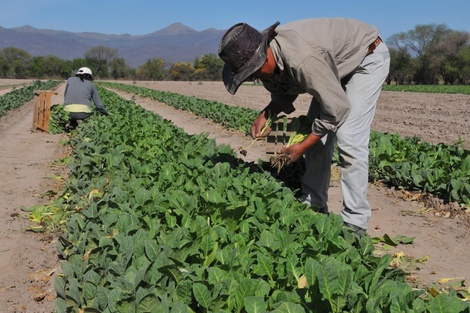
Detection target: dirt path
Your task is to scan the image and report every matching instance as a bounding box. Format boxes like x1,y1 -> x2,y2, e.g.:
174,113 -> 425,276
0,83 -> 65,313
0,80 -> 468,312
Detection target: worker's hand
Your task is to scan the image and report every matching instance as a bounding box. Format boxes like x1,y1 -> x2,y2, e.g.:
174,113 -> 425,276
281,143 -> 305,162
281,133 -> 322,162
251,112 -> 272,139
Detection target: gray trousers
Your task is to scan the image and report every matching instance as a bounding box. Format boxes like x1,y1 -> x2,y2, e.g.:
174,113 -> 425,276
301,42 -> 390,230
69,112 -> 92,128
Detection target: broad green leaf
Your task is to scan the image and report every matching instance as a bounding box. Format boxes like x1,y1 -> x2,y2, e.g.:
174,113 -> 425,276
373,234 -> 415,246
286,254 -> 302,281
107,288 -> 123,311
271,302 -> 305,313
169,301 -> 190,313
304,258 -> 317,289
54,276 -> 66,299
158,264 -> 184,283
233,279 -> 260,311
450,179 -> 463,191
135,287 -> 152,307
96,286 -> 109,311
203,241 -> 218,267
124,268 -> 138,290
314,257 -> 351,312
201,189 -> 227,205
137,295 -> 160,313
207,267 -> 227,284
175,280 -> 192,303
200,234 -> 215,257
55,298 -> 67,313
461,156 -> 470,171
84,270 -> 101,286
135,188 -> 152,206
82,202 -> 100,219
366,254 -> 393,294
244,296 -> 267,313
253,253 -> 274,282
116,300 -> 135,313
68,278 -> 80,305
193,283 -> 212,309
115,213 -> 140,236
82,282 -> 97,301
144,240 -> 160,262
257,230 -> 277,249
429,293 -> 468,313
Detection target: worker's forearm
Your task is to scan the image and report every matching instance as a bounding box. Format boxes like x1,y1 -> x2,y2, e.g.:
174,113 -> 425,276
299,133 -> 322,151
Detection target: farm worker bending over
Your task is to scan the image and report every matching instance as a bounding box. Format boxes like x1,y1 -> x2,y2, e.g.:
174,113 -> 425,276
63,67 -> 109,130
218,18 -> 390,235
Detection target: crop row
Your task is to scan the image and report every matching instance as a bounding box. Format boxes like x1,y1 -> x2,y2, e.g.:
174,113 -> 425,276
99,82 -> 258,135
100,82 -> 470,207
0,80 -> 61,117
382,85 -> 470,94
41,87 -> 468,312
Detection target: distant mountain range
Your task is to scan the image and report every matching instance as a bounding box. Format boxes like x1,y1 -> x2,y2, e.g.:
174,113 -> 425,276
0,23 -> 226,68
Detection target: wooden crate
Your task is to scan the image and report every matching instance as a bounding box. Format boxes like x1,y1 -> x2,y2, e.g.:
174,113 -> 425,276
32,90 -> 57,132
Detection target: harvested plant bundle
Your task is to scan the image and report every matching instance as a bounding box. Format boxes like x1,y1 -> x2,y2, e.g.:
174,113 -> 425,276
271,115 -> 312,174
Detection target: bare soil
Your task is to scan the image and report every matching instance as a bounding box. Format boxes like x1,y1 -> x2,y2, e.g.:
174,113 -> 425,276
0,79 -> 469,312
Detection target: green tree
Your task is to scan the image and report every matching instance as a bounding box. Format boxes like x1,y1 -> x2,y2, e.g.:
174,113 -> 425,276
193,53 -> 224,81
84,46 -> 118,79
30,56 -> 45,78
388,48 -> 414,85
0,54 -> 9,78
458,47 -> 470,84
109,57 -> 130,79
30,55 -> 67,79
388,24 -> 450,84
1,47 -> 32,78
136,58 -> 167,80
168,62 -> 195,81
428,30 -> 470,84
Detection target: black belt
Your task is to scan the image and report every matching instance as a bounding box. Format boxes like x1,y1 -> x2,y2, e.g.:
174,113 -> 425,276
367,37 -> 382,54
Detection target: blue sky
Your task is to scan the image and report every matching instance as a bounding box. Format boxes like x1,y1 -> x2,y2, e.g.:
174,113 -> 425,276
2,0 -> 469,40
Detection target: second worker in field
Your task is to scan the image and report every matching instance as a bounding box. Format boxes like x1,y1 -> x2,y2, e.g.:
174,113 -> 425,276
63,66 -> 109,130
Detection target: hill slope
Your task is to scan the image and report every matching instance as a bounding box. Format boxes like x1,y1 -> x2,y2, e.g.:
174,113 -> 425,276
0,22 -> 225,67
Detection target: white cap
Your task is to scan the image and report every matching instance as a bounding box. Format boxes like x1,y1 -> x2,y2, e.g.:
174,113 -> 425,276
76,67 -> 93,78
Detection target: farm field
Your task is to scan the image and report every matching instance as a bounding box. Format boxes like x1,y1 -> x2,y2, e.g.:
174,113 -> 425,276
127,80 -> 470,148
0,79 -> 469,311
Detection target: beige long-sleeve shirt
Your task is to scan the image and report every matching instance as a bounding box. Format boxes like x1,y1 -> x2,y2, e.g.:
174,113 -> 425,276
263,18 -> 379,136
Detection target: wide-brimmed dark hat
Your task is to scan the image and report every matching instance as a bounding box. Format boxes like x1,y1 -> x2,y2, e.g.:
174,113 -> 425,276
218,21 -> 280,95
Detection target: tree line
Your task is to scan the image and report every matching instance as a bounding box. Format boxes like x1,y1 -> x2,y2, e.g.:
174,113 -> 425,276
387,24 -> 470,84
0,45 -> 224,82
0,23 -> 469,85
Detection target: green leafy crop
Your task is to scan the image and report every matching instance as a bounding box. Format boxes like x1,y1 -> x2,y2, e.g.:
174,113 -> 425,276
48,87 -> 469,312
103,82 -> 470,208
0,80 -> 61,117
